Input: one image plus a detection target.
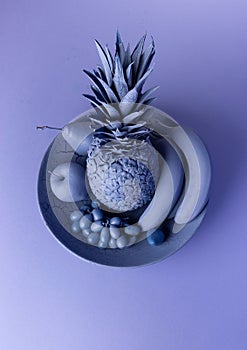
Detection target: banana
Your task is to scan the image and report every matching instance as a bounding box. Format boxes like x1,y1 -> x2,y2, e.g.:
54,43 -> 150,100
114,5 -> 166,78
171,204 -> 208,238
141,106 -> 211,225
175,128 -> 211,223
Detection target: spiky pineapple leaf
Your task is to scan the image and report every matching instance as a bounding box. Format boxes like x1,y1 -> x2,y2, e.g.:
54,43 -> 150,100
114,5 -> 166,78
116,30 -> 122,46
102,103 -> 121,120
138,86 -> 159,103
131,34 -> 146,79
117,43 -> 125,67
97,66 -> 107,82
90,85 -> 107,102
123,123 -> 146,132
105,45 -> 114,71
88,115 -> 107,127
83,69 -> 119,103
126,62 -> 134,88
134,67 -> 154,92
121,88 -> 138,103
142,97 -> 157,105
84,69 -> 108,101
82,93 -> 103,107
113,55 -> 128,99
115,30 -> 125,66
123,43 -> 131,70
83,31 -> 157,109
122,110 -> 145,123
93,69 -> 100,78
137,40 -> 155,80
99,78 -> 119,102
119,102 -> 135,116
94,40 -> 112,86
83,94 -> 112,119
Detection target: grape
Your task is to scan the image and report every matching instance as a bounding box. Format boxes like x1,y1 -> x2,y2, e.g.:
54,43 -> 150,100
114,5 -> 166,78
108,238 -> 117,248
116,235 -> 127,249
70,210 -> 83,222
98,240 -> 107,248
124,224 -> 140,236
79,214 -> 93,230
82,228 -> 91,237
100,227 -> 110,244
110,217 -> 122,227
87,232 -> 100,245
147,229 -> 165,246
71,221 -> 81,234
109,226 -> 121,239
92,208 -> 104,221
91,221 -> 103,233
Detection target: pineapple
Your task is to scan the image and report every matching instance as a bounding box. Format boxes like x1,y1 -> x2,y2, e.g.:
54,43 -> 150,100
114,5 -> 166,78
83,31 -> 160,212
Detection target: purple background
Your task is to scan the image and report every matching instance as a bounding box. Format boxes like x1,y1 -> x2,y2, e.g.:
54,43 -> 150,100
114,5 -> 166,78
1,1 -> 247,349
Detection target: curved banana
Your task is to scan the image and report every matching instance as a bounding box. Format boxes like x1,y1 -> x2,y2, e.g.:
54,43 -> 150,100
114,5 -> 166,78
150,135 -> 184,210
175,128 -> 211,223
140,106 -> 211,225
172,203 -> 208,237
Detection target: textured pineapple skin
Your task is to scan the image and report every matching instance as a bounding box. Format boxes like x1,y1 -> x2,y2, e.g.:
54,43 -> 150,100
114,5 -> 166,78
86,138 -> 159,212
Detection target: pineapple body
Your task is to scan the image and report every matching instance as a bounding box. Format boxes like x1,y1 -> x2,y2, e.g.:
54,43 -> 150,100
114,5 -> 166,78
86,137 -> 159,212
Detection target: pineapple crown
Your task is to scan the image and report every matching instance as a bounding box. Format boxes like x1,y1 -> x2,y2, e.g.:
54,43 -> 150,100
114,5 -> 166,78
83,30 -> 159,108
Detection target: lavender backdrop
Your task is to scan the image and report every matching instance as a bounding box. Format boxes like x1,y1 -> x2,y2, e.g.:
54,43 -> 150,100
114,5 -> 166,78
1,0 -> 247,349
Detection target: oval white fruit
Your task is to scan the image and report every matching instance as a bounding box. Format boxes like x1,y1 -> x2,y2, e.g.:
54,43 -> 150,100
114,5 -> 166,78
116,235 -> 128,249
87,233 -> 100,245
108,238 -> 117,249
109,226 -> 121,239
100,227 -> 110,244
124,224 -> 141,236
79,214 -> 93,230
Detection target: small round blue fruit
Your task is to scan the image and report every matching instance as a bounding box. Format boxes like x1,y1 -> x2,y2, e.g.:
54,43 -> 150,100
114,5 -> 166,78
147,229 -> 165,246
110,217 -> 122,227
92,209 -> 104,221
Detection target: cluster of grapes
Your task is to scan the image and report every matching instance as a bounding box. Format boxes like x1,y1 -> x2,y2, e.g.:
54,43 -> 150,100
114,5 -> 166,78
69,201 -> 140,249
